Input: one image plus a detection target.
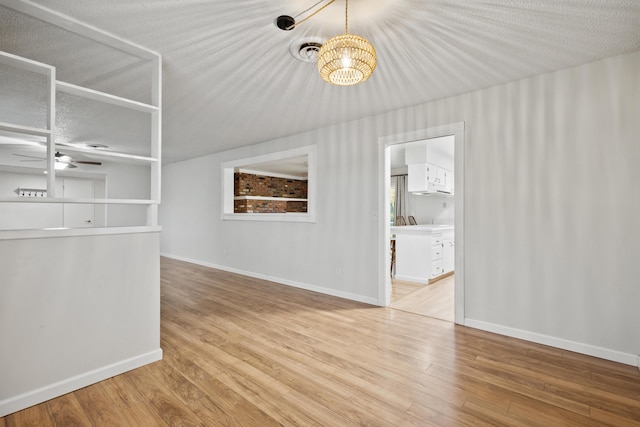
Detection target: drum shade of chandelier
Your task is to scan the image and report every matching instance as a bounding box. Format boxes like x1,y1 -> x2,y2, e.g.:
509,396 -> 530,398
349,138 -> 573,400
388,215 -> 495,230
276,0 -> 376,86
317,0 -> 376,85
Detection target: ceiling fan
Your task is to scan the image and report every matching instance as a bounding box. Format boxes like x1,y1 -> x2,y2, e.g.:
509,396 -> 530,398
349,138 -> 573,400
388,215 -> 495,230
13,151 -> 102,169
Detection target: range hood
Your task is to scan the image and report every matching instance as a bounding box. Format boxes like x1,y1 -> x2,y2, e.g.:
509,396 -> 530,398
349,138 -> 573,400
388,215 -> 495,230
412,187 -> 452,196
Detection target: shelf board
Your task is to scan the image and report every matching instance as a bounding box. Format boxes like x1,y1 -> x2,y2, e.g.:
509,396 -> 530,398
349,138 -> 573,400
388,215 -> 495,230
0,122 -> 51,138
0,197 -> 158,205
56,81 -> 158,113
0,50 -> 54,74
54,144 -> 158,164
1,0 -> 160,61
234,196 -> 308,202
0,225 -> 162,241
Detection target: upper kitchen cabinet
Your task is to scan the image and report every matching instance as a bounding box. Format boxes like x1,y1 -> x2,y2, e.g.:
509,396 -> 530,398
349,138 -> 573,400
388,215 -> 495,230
407,163 -> 454,195
442,167 -> 454,194
405,135 -> 454,195
0,1 -> 161,232
407,163 -> 443,193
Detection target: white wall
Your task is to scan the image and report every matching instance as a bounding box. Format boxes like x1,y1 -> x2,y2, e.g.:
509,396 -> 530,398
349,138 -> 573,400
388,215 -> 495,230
0,171 -> 62,229
408,194 -> 454,225
161,129 -> 380,304
161,50 -> 640,363
0,231 -> 162,416
103,162 -> 151,227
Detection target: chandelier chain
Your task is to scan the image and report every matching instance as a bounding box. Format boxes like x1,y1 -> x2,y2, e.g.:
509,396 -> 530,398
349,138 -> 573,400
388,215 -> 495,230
345,0 -> 349,33
294,0 -> 325,18
292,0 -> 336,28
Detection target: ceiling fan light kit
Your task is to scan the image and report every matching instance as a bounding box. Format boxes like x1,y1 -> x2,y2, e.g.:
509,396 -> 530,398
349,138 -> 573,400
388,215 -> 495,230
54,161 -> 69,170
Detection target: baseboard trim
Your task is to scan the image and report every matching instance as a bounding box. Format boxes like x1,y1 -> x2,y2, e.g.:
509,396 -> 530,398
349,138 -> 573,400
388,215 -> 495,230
161,253 -> 380,306
393,274 -> 429,285
465,318 -> 639,367
0,349 -> 162,417
430,271 -> 454,284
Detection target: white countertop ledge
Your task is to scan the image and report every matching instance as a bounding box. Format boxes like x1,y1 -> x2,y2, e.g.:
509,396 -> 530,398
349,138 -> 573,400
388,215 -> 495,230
391,225 -> 454,233
0,226 -> 162,241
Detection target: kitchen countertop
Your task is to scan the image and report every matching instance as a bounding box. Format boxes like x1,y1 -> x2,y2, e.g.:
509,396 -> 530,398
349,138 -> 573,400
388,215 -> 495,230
391,224 -> 454,234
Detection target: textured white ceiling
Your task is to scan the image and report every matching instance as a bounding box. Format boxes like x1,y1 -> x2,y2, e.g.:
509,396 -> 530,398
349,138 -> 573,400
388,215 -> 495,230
2,0 -> 640,163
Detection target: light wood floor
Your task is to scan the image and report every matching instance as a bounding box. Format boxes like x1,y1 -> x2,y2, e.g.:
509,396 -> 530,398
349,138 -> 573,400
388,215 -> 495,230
391,276 -> 455,322
2,257 -> 640,426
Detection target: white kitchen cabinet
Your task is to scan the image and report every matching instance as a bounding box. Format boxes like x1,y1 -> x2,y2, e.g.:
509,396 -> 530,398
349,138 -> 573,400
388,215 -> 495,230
434,166 -> 446,187
443,169 -> 454,194
404,137 -> 454,195
408,162 -> 450,194
391,225 -> 454,284
443,231 -> 455,274
430,235 -> 444,278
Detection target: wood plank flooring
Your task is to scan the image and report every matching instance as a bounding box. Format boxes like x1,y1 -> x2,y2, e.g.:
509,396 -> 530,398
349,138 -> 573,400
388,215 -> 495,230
390,279 -> 424,302
2,257 -> 640,426
391,276 -> 455,322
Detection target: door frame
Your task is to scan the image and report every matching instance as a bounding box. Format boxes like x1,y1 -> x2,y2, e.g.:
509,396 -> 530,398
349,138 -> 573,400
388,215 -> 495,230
378,122 -> 465,325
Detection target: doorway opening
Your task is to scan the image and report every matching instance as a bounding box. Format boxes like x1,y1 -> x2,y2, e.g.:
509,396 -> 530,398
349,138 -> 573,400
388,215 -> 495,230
378,123 -> 465,324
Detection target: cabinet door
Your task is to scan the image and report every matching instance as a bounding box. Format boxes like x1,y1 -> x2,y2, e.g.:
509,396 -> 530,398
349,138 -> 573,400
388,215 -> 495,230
443,169 -> 454,194
431,259 -> 444,278
443,238 -> 455,273
408,163 -> 428,192
408,163 -> 448,193
433,166 -> 446,186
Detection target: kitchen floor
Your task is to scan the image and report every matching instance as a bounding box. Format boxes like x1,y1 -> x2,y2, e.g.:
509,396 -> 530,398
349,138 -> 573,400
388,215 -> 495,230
390,275 -> 454,322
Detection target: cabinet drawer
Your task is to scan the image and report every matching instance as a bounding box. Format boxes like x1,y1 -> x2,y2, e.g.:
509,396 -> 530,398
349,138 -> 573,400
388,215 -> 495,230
431,260 -> 443,278
431,244 -> 443,261
432,233 -> 443,246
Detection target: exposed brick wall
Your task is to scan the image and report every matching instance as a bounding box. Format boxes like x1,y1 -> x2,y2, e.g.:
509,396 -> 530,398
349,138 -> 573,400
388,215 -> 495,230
286,201 -> 308,213
235,173 -> 307,198
234,172 -> 308,213
235,199 -> 289,213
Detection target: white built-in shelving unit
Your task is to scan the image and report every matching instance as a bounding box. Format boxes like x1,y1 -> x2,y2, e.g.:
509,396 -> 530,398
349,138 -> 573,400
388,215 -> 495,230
0,0 -> 162,235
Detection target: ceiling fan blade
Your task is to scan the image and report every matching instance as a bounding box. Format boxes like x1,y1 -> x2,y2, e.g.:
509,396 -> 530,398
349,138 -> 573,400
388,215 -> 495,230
74,160 -> 102,166
13,151 -> 102,167
13,153 -> 45,160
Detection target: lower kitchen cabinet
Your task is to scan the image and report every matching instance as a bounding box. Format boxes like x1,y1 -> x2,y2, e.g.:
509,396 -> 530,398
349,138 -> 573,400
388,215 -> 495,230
390,225 -> 454,284
442,231 -> 455,275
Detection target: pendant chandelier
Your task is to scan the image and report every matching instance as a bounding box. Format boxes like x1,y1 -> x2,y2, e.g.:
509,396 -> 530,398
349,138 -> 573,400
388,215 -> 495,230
317,0 -> 376,86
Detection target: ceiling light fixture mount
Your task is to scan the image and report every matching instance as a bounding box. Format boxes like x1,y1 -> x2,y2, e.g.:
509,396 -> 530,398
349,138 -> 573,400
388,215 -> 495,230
276,15 -> 296,31
275,0 -> 336,31
317,0 -> 376,86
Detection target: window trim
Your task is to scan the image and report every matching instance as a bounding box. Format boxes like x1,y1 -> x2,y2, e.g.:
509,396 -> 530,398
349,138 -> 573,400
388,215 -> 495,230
221,145 -> 316,223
